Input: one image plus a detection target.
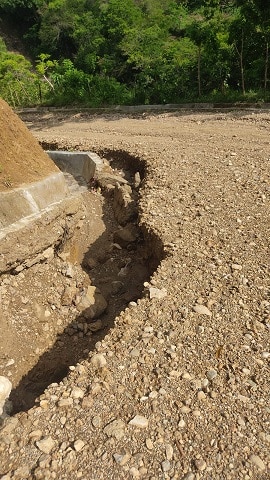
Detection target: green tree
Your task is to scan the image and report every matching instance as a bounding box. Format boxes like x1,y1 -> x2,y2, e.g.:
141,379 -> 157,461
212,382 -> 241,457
235,0 -> 270,96
0,37 -> 40,106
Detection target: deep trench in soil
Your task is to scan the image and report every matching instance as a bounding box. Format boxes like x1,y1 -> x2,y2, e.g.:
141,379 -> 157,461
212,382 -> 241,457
8,149 -> 164,415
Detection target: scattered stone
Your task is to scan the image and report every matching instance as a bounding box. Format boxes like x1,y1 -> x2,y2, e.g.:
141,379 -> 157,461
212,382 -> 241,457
194,459 -> 207,471
149,287 -> 167,300
0,376 -> 12,415
77,286 -> 107,319
181,473 -> 195,480
36,436 -> 56,454
134,172 -> 141,188
113,452 -> 131,466
113,183 -> 137,225
0,417 -> 18,435
88,319 -> 103,332
129,467 -> 140,479
111,281 -> 124,295
58,397 -> 73,408
71,387 -> 85,399
5,359 -> 15,367
91,353 -> 107,369
249,454 -> 266,470
197,391 -> 206,401
103,419 -> 126,440
180,406 -> 191,414
207,369 -> 218,381
61,284 -> 77,306
165,443 -> 174,460
113,224 -> 139,247
193,304 -> 212,316
162,459 -> 171,472
92,416 -> 102,428
73,439 -> 85,452
29,430 -> 43,440
129,415 -> 149,429
146,438 -> 154,450
231,263 -> 242,270
85,257 -> 98,269
178,419 -> 186,428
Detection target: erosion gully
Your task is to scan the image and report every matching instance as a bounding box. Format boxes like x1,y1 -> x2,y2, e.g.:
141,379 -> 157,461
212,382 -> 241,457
3,148 -> 164,417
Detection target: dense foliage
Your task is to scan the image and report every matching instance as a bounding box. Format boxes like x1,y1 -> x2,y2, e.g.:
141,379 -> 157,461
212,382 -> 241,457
0,0 -> 270,106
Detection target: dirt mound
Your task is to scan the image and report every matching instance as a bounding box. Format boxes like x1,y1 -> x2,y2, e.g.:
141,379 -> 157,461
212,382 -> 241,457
0,99 -> 58,191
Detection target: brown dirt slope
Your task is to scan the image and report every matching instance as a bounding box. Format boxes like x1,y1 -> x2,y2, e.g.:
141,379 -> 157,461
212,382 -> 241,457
0,99 -> 58,191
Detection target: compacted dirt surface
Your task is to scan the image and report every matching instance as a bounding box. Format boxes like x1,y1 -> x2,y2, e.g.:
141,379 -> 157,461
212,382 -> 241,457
0,108 -> 270,479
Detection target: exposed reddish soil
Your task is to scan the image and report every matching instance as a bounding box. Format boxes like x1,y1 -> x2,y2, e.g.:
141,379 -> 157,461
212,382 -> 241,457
0,99 -> 58,190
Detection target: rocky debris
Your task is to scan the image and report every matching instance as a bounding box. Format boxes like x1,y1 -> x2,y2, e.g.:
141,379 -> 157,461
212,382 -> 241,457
129,415 -> 149,429
113,224 -> 140,248
0,376 -> 12,416
193,304 -> 212,316
134,171 -> 141,189
103,419 -> 126,439
77,286 -> 107,319
148,286 -> 167,300
113,183 -> 137,225
1,111 -> 270,479
36,436 -> 56,454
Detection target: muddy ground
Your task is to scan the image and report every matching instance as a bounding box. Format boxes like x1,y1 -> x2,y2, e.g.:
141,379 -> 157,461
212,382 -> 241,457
0,108 -> 269,479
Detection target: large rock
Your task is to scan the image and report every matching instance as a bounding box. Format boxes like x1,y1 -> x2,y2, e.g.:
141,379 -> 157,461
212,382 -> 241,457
113,183 -> 137,225
113,224 -> 139,248
77,286 -> 107,319
0,376 -> 12,416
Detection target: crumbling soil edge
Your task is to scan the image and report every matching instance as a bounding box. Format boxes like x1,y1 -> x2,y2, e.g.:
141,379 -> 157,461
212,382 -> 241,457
4,147 -> 166,416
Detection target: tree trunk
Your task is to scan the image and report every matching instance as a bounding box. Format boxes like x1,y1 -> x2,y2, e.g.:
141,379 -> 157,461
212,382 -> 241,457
239,29 -> 245,95
198,44 -> 201,97
264,40 -> 269,98
235,28 -> 245,96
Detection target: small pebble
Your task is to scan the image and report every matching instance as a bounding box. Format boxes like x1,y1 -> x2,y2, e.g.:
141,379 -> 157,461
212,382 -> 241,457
91,354 -> 107,368
129,467 -> 140,478
197,391 -> 206,401
113,452 -> 131,466
146,438 -> 154,450
74,440 -> 85,452
129,415 -> 149,428
180,406 -> 191,414
193,304 -> 212,316
162,460 -> 171,472
249,454 -> 265,470
165,443 -> 174,461
71,387 -> 84,399
195,459 -> 207,471
207,369 -> 218,381
182,473 -> 195,480
36,436 -> 56,454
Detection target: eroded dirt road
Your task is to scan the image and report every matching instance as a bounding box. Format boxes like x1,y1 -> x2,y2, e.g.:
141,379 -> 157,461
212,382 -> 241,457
1,109 -> 269,479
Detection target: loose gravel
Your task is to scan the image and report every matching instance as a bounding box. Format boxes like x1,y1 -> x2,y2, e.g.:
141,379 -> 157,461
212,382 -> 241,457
0,110 -> 269,479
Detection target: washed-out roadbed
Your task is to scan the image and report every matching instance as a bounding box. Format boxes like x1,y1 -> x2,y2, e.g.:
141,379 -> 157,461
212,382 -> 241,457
0,109 -> 269,479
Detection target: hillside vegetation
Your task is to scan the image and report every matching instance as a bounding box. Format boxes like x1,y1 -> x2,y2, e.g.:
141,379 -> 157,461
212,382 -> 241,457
0,0 -> 270,107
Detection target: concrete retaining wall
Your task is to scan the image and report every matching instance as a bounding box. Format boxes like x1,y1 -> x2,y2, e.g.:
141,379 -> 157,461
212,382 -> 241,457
0,172 -> 68,236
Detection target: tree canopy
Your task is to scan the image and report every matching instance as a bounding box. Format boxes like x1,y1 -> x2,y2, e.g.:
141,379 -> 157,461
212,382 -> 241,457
0,0 -> 269,106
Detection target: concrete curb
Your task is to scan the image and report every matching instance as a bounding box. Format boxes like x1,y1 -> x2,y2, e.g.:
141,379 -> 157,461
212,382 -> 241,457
47,151 -> 103,182
16,102 -> 270,115
0,172 -> 68,235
